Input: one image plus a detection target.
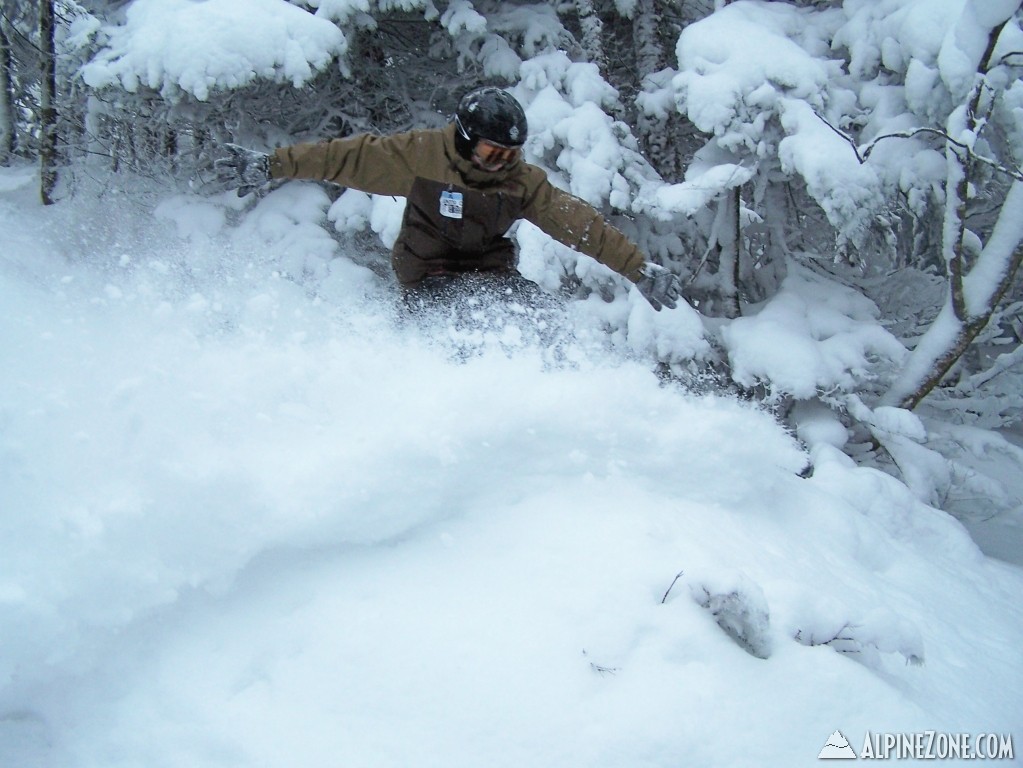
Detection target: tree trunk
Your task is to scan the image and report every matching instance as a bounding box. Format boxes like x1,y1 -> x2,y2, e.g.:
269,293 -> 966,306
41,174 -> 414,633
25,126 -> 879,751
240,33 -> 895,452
712,188 -> 742,318
576,0 -> 608,78
632,0 -> 663,79
39,0 -> 58,204
0,15 -> 15,162
632,0 -> 669,169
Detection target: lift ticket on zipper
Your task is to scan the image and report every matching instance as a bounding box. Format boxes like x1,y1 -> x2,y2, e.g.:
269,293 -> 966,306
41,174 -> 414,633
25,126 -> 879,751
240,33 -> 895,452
440,190 -> 463,219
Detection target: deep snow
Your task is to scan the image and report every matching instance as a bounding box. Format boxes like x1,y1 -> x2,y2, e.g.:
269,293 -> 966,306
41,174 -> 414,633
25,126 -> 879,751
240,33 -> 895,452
1,166 -> 1021,766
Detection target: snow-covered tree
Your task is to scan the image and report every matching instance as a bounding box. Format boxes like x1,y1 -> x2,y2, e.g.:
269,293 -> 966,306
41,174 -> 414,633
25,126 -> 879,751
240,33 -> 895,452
872,0 -> 1023,411
634,0 -> 1023,515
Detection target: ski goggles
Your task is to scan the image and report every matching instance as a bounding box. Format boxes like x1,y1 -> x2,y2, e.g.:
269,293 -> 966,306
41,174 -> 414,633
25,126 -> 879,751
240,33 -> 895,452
472,140 -> 521,171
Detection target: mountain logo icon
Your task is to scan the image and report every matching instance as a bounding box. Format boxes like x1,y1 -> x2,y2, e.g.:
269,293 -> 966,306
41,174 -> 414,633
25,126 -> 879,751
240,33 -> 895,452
818,730 -> 857,759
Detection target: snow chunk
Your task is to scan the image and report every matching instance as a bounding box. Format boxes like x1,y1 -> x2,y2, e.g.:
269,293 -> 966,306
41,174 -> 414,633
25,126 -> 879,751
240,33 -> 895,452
722,262 -> 906,398
674,1 -> 837,137
688,570 -> 773,659
154,195 -> 227,240
488,6 -> 570,59
232,184 -> 341,280
626,293 -> 710,363
310,0 -> 372,23
550,103 -> 631,207
834,0 -> 965,81
519,52 -> 617,109
644,161 -> 754,217
328,189 -> 374,233
792,600 -> 925,667
440,0 -> 487,36
478,35 -> 522,80
777,98 -> 886,239
82,0 -> 347,100
791,400 -> 849,451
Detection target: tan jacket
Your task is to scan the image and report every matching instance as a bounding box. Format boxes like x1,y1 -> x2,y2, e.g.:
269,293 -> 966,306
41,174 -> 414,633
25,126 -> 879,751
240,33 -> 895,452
271,124 -> 646,286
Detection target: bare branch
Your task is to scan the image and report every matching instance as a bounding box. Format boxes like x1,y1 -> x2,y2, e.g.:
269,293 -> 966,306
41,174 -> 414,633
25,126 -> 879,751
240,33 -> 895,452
815,112 -> 1023,183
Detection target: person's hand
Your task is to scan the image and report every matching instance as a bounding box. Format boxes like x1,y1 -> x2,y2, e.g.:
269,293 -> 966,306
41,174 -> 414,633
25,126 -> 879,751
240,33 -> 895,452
635,263 -> 682,311
212,143 -> 271,195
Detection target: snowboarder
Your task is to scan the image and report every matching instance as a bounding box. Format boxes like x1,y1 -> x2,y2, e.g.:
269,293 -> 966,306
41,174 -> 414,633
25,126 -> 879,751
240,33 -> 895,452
213,87 -> 682,312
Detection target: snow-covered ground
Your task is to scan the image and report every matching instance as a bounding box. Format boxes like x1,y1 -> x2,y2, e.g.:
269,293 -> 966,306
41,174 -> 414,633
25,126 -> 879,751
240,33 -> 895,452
1,166 -> 1021,766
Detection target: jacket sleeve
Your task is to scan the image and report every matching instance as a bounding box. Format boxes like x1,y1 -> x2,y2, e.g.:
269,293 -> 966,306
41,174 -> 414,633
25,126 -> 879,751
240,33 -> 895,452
520,171 -> 646,283
269,131 -> 427,197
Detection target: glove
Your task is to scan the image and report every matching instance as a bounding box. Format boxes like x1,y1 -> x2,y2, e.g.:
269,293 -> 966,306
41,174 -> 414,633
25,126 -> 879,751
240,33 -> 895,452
635,263 -> 682,311
212,143 -> 271,196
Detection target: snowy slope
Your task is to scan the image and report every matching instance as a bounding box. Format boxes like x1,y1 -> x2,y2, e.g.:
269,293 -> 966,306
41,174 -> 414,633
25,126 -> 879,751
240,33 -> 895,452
1,168 -> 1021,767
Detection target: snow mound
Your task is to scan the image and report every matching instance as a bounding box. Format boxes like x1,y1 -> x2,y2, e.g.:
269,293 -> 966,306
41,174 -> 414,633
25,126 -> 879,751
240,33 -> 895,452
1,177 -> 1021,767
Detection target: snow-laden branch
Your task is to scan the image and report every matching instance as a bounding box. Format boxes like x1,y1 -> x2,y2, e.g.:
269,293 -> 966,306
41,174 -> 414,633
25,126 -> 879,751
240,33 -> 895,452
965,343 -> 1023,389
82,0 -> 348,101
814,113 -> 1023,184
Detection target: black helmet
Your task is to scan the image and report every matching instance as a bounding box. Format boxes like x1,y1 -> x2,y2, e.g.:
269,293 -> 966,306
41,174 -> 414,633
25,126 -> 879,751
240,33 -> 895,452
454,87 -> 528,160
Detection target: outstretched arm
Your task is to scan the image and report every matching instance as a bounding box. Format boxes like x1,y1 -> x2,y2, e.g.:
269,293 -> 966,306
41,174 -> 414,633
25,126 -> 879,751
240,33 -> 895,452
270,131 -> 426,197
213,130 -> 430,198
521,174 -> 681,310
523,179 -> 644,281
